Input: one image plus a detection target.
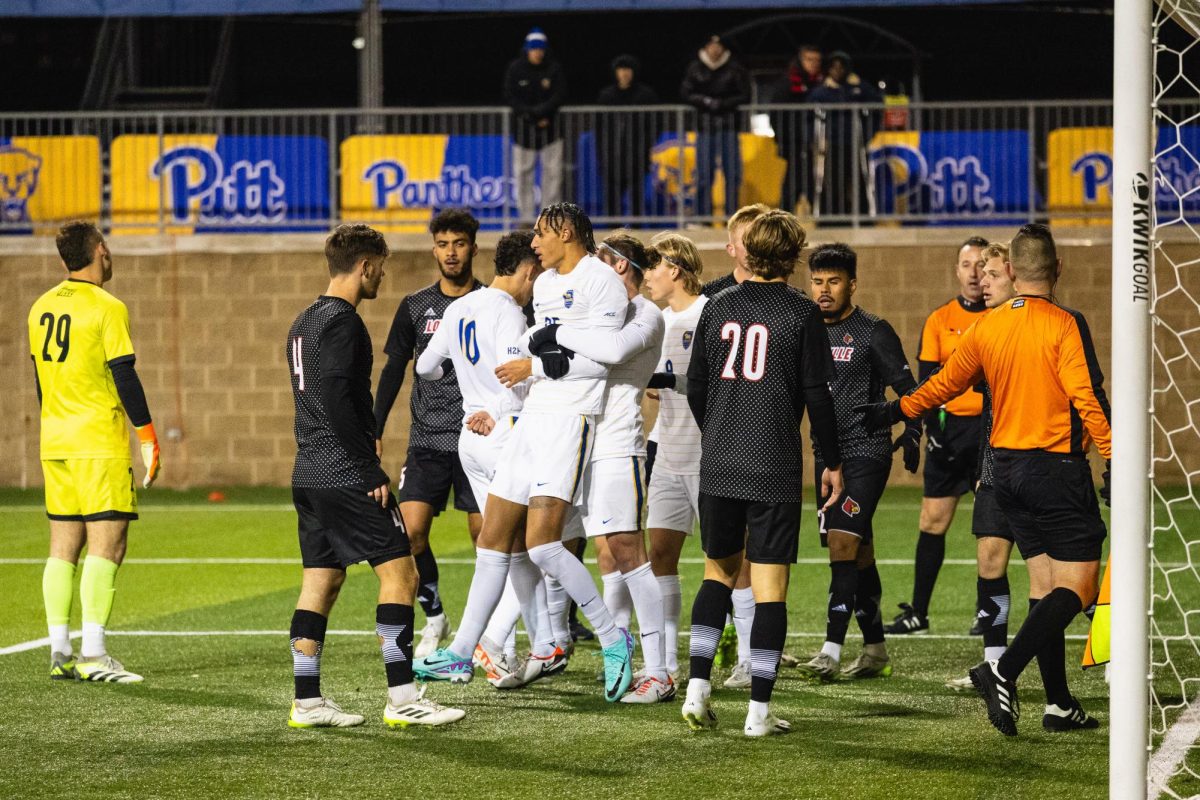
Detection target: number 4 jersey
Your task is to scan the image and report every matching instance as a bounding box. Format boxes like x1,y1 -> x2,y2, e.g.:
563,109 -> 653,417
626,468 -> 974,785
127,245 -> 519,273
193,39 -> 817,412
28,279 -> 136,460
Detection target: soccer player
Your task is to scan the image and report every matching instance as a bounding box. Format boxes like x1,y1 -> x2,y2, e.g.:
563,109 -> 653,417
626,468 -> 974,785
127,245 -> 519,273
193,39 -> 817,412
642,233 -> 706,679
414,203 -> 637,702
860,224 -> 1107,735
374,209 -> 485,658
885,237 -> 988,635
796,243 -> 920,682
286,224 -> 463,729
681,210 -> 844,737
29,221 -> 161,684
701,202 -> 769,297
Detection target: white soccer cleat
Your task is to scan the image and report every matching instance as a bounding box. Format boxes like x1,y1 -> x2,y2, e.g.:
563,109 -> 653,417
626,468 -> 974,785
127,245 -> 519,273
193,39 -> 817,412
796,652 -> 840,683
945,673 -> 975,692
288,697 -> 365,729
384,687 -> 465,728
744,711 -> 792,737
474,637 -> 520,689
74,654 -> 143,684
620,674 -> 677,704
415,614 -> 452,660
724,660 -> 752,689
682,682 -> 718,730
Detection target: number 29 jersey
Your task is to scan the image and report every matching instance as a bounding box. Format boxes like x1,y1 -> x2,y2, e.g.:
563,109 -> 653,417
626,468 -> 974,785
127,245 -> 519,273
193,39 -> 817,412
28,279 -> 136,460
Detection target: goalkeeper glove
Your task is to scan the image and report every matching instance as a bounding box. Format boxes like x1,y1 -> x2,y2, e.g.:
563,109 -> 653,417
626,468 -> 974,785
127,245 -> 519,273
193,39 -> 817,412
853,399 -> 908,431
1100,460 -> 1111,507
893,423 -> 922,474
539,345 -> 575,379
136,422 -> 161,488
528,324 -> 561,355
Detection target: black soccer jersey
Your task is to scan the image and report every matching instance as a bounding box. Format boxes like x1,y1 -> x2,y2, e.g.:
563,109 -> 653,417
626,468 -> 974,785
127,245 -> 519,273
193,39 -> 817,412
701,273 -> 737,298
812,307 -> 913,463
686,281 -> 841,503
288,296 -> 385,489
979,381 -> 995,487
378,280 -> 483,452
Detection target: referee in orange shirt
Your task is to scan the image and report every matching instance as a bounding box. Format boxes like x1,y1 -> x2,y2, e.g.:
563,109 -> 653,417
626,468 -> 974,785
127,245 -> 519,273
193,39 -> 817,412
860,224 -> 1109,736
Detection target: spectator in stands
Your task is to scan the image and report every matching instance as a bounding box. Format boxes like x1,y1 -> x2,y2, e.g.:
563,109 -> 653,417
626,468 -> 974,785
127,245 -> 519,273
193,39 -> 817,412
596,55 -> 660,222
681,35 -> 751,221
771,44 -> 824,214
809,51 -> 881,219
504,27 -> 567,225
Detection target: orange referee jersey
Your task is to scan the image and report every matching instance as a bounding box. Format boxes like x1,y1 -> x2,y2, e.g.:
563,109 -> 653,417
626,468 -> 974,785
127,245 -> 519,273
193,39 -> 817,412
900,295 -> 1111,459
918,297 -> 987,417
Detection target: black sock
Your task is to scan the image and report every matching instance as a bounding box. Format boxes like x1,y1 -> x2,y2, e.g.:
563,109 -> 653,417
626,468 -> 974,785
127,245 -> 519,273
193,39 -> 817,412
413,549 -> 443,618
1027,597 -> 1072,707
825,560 -> 857,647
855,562 -> 885,645
749,601 -> 788,703
911,531 -> 945,617
688,579 -> 733,682
997,588 -> 1082,682
290,609 -> 327,700
977,575 -> 1011,651
376,603 -> 415,688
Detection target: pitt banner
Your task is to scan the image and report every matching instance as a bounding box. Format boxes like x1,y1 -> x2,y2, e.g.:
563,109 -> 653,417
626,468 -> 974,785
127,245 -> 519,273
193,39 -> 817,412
110,134 -> 329,233
0,136 -> 100,234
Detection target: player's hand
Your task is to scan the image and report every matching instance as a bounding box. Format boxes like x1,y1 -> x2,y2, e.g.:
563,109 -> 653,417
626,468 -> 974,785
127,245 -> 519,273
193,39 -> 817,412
465,410 -> 496,436
647,372 -> 676,390
539,345 -> 575,380
646,389 -> 660,402
892,422 -> 922,473
368,481 -> 390,508
853,399 -> 907,431
528,324 -> 561,355
495,358 -> 533,388
1100,460 -> 1111,507
375,438 -> 383,458
136,423 -> 161,488
820,465 -> 845,512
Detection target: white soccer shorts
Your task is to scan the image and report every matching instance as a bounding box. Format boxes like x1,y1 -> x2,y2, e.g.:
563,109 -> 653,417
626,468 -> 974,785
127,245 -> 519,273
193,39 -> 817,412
576,455 -> 647,538
457,416 -> 517,511
488,411 -> 595,505
645,469 -> 700,534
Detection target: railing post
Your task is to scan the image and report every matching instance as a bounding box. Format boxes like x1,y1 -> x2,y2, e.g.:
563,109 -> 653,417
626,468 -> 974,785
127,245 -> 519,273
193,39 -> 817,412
156,112 -> 165,237
1027,102 -> 1037,223
502,109 -> 512,233
328,112 -> 338,230
675,106 -> 686,230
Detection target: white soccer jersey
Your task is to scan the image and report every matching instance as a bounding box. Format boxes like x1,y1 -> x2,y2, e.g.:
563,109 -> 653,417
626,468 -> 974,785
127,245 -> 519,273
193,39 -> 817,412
652,295 -> 707,475
558,294 -> 664,461
415,286 -> 529,422
520,255 -> 630,415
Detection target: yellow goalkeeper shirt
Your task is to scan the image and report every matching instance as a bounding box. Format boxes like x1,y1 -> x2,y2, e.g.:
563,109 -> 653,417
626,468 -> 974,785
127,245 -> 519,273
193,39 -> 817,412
28,279 -> 136,460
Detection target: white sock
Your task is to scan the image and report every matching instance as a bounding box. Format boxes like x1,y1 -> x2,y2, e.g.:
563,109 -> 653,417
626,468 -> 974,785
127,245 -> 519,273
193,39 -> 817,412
731,587 -> 755,664
686,677 -> 711,701
657,574 -> 682,673
601,571 -> 632,630
82,622 -> 105,658
387,682 -> 419,706
505,626 -> 517,661
508,552 -> 555,657
820,641 -> 843,662
49,624 -> 71,657
482,577 -> 523,652
624,562 -> 665,680
448,548 -> 511,658
545,575 -> 572,649
528,541 -> 620,648
748,699 -> 770,719
984,645 -> 1007,662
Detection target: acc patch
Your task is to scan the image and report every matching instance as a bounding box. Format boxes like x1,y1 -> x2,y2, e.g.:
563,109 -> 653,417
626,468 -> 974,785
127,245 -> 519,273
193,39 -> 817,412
563,289 -> 574,309
682,330 -> 694,350
841,496 -> 861,517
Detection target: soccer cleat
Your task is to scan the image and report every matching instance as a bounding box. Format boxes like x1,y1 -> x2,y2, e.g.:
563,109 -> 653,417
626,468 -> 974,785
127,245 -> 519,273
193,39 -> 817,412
841,651 -> 893,680
414,614 -> 452,660
778,652 -> 801,668
969,659 -> 1020,736
514,647 -> 569,688
682,684 -> 717,730
413,647 -> 474,684
620,674 -> 676,704
714,623 -> 738,668
49,652 -> 78,681
796,652 -> 841,683
384,687 -> 465,728
945,673 -> 975,692
724,660 -> 752,689
74,654 -> 143,684
288,697 -> 365,728
969,615 -> 986,636
883,603 -> 929,635
1043,698 -> 1100,732
744,712 -> 792,737
473,637 -> 519,689
602,629 -> 635,703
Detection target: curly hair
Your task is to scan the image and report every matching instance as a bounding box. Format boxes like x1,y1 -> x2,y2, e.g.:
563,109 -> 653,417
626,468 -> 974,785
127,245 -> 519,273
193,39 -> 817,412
430,208 -> 480,244
538,202 -> 596,253
494,230 -> 537,276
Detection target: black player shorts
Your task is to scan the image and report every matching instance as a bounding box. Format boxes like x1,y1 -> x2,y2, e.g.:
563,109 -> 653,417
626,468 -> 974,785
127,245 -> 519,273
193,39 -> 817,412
972,483 -> 1013,542
992,449 -> 1107,562
698,492 -> 802,565
814,458 -> 890,545
923,412 -> 982,498
293,485 -> 412,570
396,446 -> 480,515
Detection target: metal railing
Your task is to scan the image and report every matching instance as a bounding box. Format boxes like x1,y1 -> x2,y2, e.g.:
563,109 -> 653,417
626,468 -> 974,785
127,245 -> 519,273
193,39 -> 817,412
0,100 -> 1194,234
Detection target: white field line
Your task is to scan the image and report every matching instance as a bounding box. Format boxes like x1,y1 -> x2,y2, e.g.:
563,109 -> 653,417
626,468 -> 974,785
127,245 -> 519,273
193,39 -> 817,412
0,628 -> 1089,656
1148,704 -> 1200,799
0,502 -> 927,514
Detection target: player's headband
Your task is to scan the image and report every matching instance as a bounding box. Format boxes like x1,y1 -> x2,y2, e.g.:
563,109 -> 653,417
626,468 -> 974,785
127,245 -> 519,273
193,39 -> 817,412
645,247 -> 694,272
598,241 -> 644,272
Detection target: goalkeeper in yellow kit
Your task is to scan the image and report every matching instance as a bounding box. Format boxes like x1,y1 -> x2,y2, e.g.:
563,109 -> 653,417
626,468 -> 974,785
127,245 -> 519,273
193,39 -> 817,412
28,221 -> 161,684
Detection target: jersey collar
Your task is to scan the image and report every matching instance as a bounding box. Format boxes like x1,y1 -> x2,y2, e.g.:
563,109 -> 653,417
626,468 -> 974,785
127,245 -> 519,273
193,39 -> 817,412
957,295 -> 986,313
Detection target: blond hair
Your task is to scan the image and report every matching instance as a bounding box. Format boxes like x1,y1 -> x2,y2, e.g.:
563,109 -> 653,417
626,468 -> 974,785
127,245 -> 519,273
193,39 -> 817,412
726,203 -> 771,233
982,241 -> 1009,262
648,232 -> 704,295
743,210 -> 807,280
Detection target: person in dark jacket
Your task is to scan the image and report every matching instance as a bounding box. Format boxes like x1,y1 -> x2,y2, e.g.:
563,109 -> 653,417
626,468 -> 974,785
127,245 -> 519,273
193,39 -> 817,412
807,51 -> 882,220
771,45 -> 824,213
596,54 -> 659,221
503,28 -> 567,225
680,35 -> 751,220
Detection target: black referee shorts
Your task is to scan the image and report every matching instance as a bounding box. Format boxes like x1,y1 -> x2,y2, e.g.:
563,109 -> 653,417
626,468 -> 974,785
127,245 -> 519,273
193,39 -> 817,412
294,485 -> 411,570
992,450 -> 1107,563
814,458 -> 890,545
972,483 -> 1013,542
396,445 -> 480,515
698,492 -> 802,565
923,413 -> 982,498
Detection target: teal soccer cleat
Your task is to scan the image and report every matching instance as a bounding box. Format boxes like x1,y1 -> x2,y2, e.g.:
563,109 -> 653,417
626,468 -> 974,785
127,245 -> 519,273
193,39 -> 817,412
602,629 -> 635,702
413,647 -> 474,684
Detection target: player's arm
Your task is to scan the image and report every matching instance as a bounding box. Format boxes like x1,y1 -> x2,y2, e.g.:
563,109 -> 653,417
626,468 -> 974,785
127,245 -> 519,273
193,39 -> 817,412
870,320 -> 922,472
1060,312 -> 1112,460
685,305 -> 711,427
415,314 -> 452,381
916,311 -> 944,434
321,316 -> 390,493
800,312 -> 845,508
485,312 -> 534,421
373,297 -> 415,437
103,301 -> 160,487
552,313 -> 655,365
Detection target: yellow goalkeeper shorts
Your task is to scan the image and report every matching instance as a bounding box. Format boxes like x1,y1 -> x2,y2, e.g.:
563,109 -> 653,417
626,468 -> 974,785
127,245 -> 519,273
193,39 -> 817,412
42,459 -> 138,522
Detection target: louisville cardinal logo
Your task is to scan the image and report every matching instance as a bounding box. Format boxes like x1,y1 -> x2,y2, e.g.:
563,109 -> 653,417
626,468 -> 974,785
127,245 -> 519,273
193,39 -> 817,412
841,496 -> 861,517
843,333 -> 854,344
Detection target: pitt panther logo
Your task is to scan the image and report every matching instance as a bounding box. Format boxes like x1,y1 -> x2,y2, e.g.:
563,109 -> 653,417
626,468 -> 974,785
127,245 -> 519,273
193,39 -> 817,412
682,330 -> 693,350
830,346 -> 855,362
364,160 -> 512,209
841,496 -> 861,517
152,146 -> 286,224
0,145 -> 42,224
563,289 -> 574,309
